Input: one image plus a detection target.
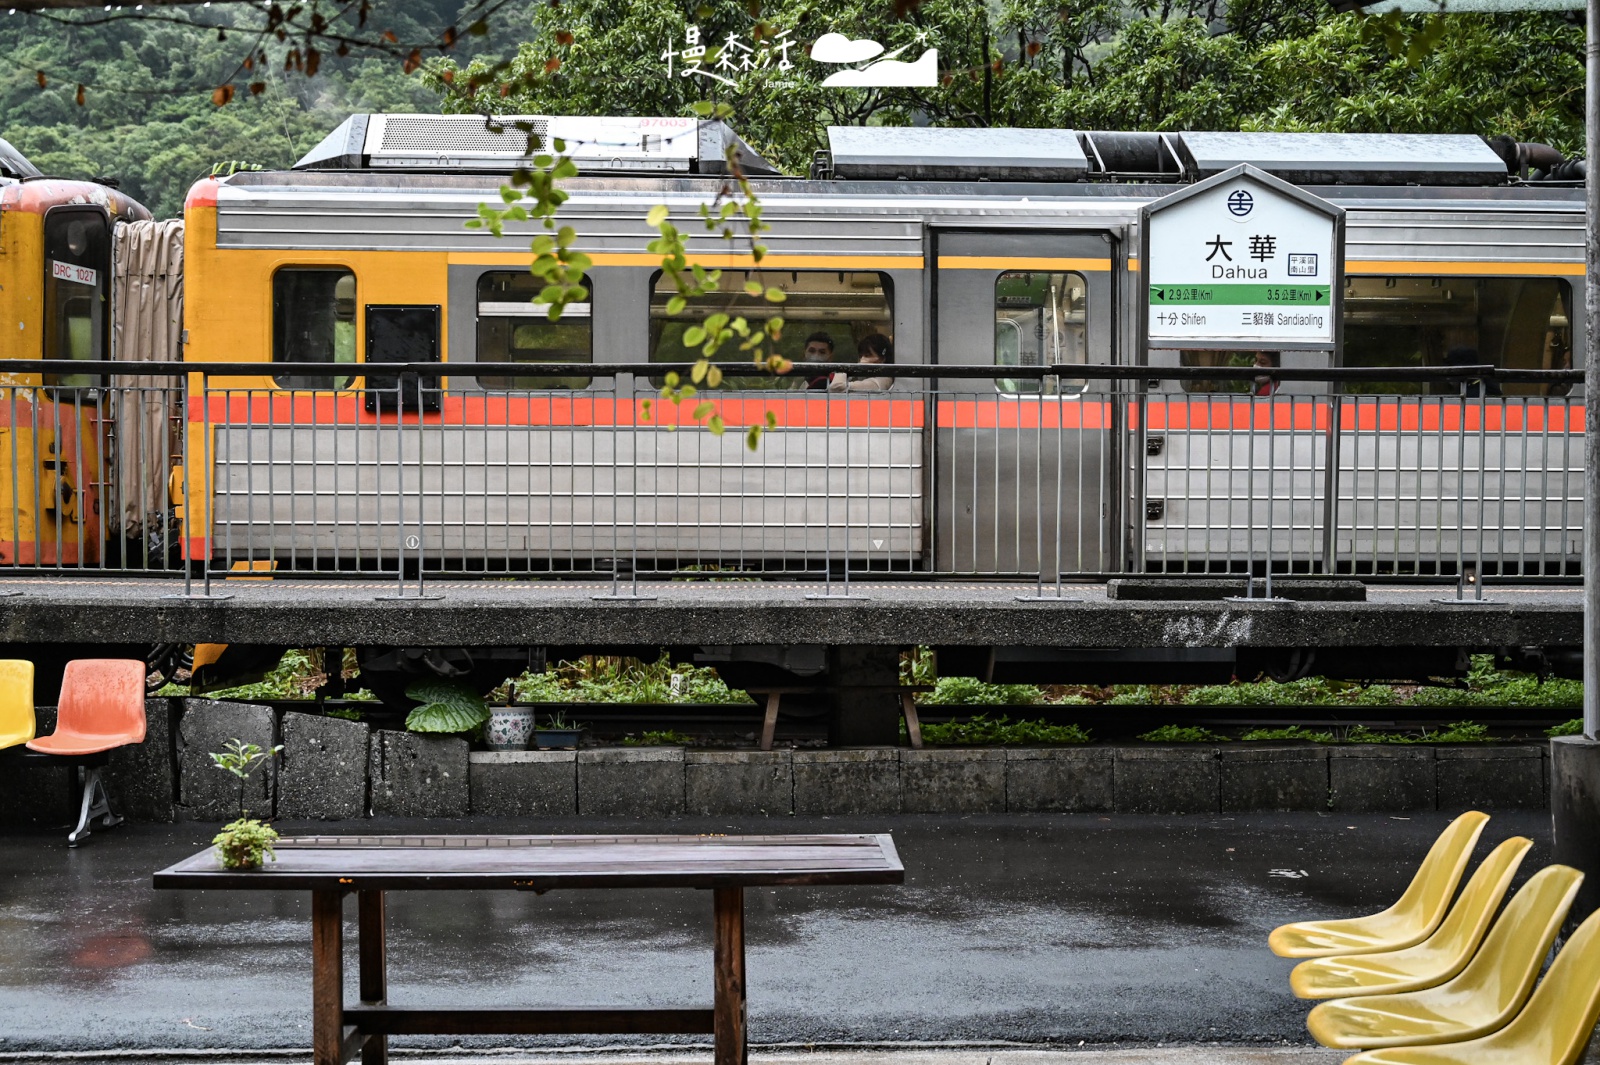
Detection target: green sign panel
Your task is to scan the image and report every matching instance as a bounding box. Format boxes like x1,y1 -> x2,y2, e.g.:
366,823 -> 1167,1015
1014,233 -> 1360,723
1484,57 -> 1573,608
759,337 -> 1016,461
1149,284 -> 1329,306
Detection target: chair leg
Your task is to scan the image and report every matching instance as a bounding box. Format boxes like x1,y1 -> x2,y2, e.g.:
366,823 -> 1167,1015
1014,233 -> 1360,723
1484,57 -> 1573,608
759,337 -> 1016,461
67,766 -> 120,847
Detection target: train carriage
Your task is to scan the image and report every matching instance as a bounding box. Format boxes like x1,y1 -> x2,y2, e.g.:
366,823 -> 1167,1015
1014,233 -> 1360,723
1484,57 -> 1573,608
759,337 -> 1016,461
0,141 -> 152,565
0,114 -> 1584,588
164,115 -> 1584,583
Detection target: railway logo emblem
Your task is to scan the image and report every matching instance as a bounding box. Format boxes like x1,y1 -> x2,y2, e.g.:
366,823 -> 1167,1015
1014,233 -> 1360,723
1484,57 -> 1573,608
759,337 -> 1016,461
1226,189 -> 1254,217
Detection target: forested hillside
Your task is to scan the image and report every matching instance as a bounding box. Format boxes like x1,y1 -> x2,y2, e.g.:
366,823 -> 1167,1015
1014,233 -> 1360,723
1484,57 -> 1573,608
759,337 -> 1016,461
0,0 -> 1585,219
0,0 -> 512,216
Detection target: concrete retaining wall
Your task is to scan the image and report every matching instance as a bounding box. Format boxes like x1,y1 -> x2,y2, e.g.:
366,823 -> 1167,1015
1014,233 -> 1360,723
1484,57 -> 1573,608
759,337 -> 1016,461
0,698 -> 1555,823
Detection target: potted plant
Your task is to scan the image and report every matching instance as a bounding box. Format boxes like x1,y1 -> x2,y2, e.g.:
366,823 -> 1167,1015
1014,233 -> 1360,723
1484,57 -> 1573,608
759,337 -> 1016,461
209,738 -> 282,871
533,710 -> 583,750
486,679 -> 536,751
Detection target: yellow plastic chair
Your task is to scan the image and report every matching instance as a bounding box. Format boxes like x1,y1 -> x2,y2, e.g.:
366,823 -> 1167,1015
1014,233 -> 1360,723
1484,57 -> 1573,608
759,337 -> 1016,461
1309,864 -> 1583,1050
1271,811 -> 1490,959
1291,836 -> 1532,999
1339,904 -> 1600,1065
0,659 -> 35,751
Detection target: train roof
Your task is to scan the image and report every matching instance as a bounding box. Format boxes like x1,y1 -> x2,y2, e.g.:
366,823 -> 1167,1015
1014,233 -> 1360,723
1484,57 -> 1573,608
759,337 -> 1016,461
289,113 -> 1559,188
295,113 -> 779,176
0,137 -> 42,181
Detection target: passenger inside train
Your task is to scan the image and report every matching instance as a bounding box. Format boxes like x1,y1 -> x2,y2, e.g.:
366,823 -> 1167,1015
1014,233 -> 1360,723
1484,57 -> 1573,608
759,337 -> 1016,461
1252,352 -> 1281,397
828,333 -> 895,392
803,331 -> 837,389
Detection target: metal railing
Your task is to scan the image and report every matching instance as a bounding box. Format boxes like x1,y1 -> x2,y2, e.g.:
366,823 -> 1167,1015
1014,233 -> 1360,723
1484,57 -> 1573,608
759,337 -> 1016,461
0,359 -> 1581,597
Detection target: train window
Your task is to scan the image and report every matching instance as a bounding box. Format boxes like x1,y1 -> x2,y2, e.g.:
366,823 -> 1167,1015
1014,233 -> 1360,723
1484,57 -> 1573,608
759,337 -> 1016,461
1176,351 -> 1269,395
1341,276 -> 1573,396
649,270 -> 893,389
475,271 -> 592,389
994,271 -> 1088,394
272,267 -> 356,389
42,208 -> 111,389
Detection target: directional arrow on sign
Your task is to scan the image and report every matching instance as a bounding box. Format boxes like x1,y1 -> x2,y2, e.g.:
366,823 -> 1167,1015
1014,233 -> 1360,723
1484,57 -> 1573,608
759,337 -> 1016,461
1152,288 -> 1165,301
1314,289 -> 1325,301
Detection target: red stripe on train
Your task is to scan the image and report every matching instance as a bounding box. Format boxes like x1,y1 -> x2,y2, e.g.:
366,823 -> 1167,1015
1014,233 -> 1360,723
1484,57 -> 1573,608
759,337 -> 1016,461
188,394 -> 927,429
180,394 -> 1585,434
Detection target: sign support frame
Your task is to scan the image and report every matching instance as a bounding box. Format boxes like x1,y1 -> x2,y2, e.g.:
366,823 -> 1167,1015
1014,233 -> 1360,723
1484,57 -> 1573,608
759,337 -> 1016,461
1135,162 -> 1346,601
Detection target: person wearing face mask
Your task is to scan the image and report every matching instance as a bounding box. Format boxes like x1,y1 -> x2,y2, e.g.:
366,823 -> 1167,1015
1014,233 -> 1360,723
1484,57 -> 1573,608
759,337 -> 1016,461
802,331 -> 837,389
828,333 -> 895,392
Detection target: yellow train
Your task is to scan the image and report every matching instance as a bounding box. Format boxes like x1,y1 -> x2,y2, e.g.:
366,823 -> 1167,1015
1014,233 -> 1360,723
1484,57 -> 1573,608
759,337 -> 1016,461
0,139 -> 150,565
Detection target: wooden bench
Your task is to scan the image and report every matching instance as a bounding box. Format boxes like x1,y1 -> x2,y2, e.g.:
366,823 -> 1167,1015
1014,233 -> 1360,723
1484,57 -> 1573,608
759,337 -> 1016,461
153,833 -> 904,1065
747,685 -> 934,750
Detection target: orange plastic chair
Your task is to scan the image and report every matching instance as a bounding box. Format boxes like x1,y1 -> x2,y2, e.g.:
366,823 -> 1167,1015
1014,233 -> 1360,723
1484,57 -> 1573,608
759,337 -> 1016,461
1291,836 -> 1532,999
26,659 -> 147,845
0,660 -> 35,752
1270,811 -> 1490,959
1340,904 -> 1600,1065
1308,864 -> 1583,1050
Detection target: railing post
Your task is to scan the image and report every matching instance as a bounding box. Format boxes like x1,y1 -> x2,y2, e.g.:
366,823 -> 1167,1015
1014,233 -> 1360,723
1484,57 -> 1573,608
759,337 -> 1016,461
1227,385 -> 1286,603
808,380 -> 866,600
1320,390 -> 1342,576
1436,380 -> 1495,605
1018,373 -> 1080,602
593,372 -> 655,602
375,376 -> 442,601
164,370 -> 232,601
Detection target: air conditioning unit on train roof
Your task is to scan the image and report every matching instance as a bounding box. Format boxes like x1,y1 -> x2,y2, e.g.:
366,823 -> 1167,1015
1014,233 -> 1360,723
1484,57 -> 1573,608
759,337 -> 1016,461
293,113 -> 781,175
1173,131 -> 1510,186
822,125 -> 1511,186
826,125 -> 1091,181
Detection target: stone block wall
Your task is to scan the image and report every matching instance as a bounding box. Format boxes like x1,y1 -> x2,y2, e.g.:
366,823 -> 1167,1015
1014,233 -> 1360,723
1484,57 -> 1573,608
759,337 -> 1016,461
0,696 -> 1559,823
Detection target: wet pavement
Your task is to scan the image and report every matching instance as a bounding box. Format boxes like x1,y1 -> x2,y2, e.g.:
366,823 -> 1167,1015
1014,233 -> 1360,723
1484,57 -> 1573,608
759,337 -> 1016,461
0,811 -> 1556,1057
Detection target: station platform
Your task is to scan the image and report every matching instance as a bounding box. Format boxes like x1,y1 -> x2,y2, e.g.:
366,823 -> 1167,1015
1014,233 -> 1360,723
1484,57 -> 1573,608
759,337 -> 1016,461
0,576 -> 1579,652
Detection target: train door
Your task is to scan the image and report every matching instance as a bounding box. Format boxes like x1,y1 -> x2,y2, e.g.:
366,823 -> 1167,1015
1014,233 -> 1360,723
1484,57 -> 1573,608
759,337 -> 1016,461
0,206 -> 112,564
931,228 -> 1118,575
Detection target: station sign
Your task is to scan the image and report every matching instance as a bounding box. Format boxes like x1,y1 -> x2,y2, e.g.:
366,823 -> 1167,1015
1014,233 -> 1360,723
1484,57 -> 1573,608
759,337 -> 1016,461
1141,163 -> 1343,350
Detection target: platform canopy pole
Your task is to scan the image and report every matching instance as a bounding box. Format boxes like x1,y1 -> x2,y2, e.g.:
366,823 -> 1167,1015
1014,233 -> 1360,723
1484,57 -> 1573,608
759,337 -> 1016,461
1578,0 -> 1600,738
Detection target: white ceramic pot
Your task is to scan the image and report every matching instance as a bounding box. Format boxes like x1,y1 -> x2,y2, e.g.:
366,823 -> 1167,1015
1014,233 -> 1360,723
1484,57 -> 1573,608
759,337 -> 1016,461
486,706 -> 535,751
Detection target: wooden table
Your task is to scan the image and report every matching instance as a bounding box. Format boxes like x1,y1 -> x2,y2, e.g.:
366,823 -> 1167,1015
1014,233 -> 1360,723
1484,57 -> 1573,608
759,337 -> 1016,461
153,833 -> 903,1065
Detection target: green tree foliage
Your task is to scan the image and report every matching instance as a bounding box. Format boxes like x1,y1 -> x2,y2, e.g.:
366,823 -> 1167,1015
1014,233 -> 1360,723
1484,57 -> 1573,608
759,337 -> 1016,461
0,1 -> 510,217
430,0 -> 1583,172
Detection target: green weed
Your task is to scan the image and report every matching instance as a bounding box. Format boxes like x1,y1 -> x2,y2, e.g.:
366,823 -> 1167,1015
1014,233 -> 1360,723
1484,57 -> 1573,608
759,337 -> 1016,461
919,676 -> 1045,706
622,729 -> 693,746
505,654 -> 752,705
917,714 -> 1090,745
1239,725 -> 1335,743
1424,721 -> 1492,743
1138,724 -> 1227,743
1343,724 -> 1415,744
1547,718 -> 1584,737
